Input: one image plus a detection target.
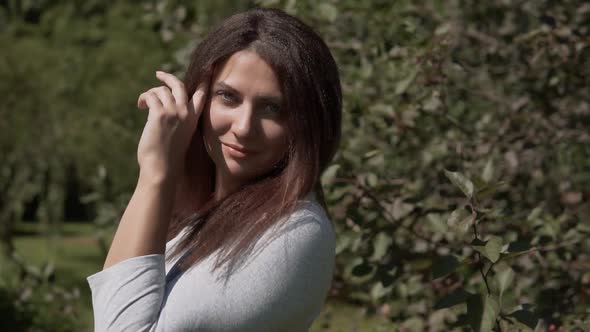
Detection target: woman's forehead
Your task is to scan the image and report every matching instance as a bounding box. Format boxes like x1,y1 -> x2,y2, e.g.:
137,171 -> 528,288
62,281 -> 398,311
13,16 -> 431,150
212,50 -> 282,99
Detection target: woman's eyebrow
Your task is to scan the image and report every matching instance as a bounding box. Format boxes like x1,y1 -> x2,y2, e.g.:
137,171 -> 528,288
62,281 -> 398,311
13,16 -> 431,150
214,81 -> 282,104
214,82 -> 240,95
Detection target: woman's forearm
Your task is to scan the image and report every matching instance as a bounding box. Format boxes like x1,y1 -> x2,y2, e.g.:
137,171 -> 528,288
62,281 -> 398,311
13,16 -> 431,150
102,171 -> 176,270
100,70 -> 203,270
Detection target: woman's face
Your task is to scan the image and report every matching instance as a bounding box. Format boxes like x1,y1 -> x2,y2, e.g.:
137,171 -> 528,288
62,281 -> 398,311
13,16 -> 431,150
202,50 -> 288,193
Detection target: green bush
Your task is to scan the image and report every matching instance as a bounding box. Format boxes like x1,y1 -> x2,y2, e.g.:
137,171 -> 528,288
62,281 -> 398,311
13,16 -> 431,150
0,257 -> 80,332
294,1 -> 590,330
1,1 -> 589,331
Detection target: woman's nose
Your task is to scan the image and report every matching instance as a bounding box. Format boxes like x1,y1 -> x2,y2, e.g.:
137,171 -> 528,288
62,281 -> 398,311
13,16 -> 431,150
233,104 -> 255,137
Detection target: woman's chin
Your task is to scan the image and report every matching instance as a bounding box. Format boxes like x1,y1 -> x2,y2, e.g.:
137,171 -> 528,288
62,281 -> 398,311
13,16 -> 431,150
223,164 -> 253,180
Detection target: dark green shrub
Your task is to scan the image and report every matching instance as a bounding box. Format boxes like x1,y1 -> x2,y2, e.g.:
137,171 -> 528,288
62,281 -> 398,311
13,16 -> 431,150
0,258 -> 80,332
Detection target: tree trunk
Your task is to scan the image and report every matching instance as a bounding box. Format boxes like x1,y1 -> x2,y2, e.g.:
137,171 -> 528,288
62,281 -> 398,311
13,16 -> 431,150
0,211 -> 16,259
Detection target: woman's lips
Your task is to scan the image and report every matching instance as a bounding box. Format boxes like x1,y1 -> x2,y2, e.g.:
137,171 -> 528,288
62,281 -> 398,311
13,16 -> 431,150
222,143 -> 253,158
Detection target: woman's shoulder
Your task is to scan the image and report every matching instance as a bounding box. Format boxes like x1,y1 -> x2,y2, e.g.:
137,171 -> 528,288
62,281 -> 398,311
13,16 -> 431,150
263,192 -> 335,256
165,192 -> 335,272
276,192 -> 333,232
290,192 -> 331,224
226,191 -> 335,278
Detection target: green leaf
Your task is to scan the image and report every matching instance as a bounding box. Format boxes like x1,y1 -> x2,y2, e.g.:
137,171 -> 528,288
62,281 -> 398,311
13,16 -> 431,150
344,258 -> 376,285
466,294 -> 500,332
321,164 -> 340,186
370,232 -> 393,262
526,205 -> 544,222
318,3 -> 338,22
27,265 -> 41,278
366,172 -> 378,188
432,255 -> 460,280
472,236 -> 503,263
335,233 -> 352,255
507,308 -> 539,331
577,221 -> 590,234
482,159 -> 494,183
395,68 -> 418,94
426,213 -> 448,233
444,170 -> 475,198
483,236 -> 503,263
423,90 -> 442,111
472,176 -> 488,192
495,266 -> 514,304
434,288 -> 473,309
80,192 -> 101,204
41,260 -> 55,279
475,181 -> 506,201
370,280 -> 393,302
348,291 -> 371,302
401,317 -> 424,331
363,150 -> 380,159
448,207 -> 476,235
392,198 -> 415,220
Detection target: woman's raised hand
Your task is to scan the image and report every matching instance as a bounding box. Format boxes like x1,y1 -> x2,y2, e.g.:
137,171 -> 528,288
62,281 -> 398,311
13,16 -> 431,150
136,71 -> 206,184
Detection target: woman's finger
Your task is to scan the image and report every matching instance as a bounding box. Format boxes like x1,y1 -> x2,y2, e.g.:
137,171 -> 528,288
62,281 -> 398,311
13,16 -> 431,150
137,92 -> 148,109
138,91 -> 163,111
188,84 -> 207,116
150,86 -> 176,109
155,71 -> 188,106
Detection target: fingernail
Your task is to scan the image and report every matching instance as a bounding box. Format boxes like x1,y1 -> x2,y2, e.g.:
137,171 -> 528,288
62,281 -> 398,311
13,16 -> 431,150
155,71 -> 163,75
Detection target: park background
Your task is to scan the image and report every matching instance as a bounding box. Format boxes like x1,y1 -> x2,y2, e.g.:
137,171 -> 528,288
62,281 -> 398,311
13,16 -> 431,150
1,0 -> 589,331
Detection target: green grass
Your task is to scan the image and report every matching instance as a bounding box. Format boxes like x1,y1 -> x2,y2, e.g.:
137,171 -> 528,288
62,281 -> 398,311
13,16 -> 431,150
10,221 -> 392,331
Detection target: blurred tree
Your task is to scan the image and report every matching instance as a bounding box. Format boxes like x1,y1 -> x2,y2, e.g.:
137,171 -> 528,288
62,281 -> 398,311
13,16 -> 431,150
1,0 -> 589,330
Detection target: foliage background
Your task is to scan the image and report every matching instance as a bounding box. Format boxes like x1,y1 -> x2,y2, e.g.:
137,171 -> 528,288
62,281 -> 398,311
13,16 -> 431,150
1,0 -> 589,331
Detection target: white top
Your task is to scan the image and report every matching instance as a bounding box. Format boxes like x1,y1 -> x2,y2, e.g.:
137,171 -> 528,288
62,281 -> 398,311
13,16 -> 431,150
86,194 -> 336,331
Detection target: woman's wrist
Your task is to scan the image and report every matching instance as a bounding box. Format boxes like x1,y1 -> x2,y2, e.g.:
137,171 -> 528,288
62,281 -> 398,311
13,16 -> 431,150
103,169 -> 176,269
138,169 -> 178,191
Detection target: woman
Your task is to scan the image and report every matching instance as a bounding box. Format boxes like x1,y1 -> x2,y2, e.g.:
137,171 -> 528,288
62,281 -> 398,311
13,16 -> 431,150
87,7 -> 341,332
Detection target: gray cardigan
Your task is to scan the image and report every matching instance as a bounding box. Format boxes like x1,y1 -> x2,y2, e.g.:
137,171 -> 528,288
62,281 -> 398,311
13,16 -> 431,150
87,196 -> 335,331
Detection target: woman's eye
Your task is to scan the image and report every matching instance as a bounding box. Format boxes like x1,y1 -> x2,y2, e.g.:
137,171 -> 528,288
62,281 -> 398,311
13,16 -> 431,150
266,104 -> 281,114
216,90 -> 235,103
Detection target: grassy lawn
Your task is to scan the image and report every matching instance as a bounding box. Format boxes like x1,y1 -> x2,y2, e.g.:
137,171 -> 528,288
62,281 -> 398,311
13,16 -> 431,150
10,221 -> 392,331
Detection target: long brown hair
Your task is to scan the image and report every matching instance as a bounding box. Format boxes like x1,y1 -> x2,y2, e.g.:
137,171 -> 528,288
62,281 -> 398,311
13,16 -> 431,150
166,8 -> 342,274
